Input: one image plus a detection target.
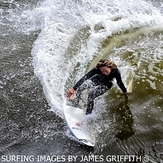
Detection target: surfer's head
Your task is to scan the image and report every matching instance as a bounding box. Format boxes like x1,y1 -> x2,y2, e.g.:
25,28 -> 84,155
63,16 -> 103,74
96,59 -> 117,75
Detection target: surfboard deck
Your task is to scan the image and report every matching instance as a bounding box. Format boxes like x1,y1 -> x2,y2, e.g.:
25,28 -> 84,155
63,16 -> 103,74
64,103 -> 95,147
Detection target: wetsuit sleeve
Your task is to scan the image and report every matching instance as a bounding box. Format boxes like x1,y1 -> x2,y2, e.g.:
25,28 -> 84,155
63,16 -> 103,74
73,68 -> 98,90
115,69 -> 127,93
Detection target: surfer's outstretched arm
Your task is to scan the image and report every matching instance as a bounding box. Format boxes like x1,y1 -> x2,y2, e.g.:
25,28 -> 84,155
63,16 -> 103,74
67,68 -> 99,99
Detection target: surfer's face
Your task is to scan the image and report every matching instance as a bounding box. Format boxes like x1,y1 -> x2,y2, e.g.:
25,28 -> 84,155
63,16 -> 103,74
100,66 -> 111,76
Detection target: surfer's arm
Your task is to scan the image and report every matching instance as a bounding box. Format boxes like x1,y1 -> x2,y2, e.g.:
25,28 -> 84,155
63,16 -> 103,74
115,69 -> 127,93
67,68 -> 99,98
73,68 -> 99,90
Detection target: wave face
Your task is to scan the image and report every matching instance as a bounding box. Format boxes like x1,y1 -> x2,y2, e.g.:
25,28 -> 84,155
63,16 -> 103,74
0,0 -> 163,162
32,0 -> 163,113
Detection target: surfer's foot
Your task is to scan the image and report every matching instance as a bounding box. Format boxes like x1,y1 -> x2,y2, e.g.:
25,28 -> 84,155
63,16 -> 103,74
76,122 -> 83,127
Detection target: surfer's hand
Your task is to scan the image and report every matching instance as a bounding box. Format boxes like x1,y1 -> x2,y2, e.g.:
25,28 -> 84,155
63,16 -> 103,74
67,88 -> 75,98
124,92 -> 132,95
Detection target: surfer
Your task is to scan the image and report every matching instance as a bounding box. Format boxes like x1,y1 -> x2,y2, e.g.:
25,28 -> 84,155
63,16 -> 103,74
67,59 -> 130,115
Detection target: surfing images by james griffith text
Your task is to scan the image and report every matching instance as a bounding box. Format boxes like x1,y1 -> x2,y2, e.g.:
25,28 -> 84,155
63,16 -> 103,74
1,154 -> 150,162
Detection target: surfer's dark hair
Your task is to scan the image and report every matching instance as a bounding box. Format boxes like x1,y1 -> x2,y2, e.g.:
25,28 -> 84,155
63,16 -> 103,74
96,59 -> 117,70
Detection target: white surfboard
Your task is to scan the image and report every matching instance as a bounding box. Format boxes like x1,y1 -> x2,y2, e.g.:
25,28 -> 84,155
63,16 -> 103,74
64,104 -> 95,147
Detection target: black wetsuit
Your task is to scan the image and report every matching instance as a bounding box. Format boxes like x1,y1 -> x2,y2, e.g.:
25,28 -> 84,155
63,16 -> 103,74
73,67 -> 127,115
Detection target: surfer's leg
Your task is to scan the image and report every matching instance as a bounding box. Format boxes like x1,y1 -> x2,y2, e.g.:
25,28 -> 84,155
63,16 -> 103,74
86,83 -> 112,115
74,80 -> 93,106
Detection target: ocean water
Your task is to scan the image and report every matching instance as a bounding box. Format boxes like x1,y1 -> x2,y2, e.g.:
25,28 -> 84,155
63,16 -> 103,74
0,0 -> 163,163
